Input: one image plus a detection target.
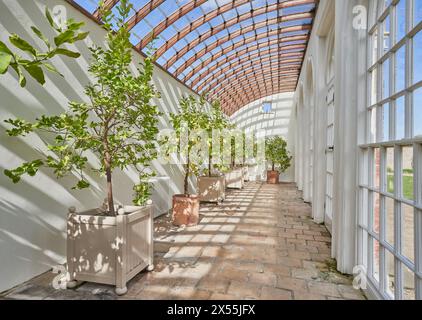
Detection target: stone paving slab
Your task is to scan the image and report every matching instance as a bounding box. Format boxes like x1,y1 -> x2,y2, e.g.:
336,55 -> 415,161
1,182 -> 366,300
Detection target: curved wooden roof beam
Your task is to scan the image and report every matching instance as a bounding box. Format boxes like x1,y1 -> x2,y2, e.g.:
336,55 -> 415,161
179,30 -> 308,79
201,61 -> 301,96
194,49 -> 303,92
198,46 -> 304,93
222,86 -> 297,115
220,84 -> 297,112
215,71 -> 298,98
168,13 -> 312,75
144,0 -> 315,57
212,73 -> 299,104
221,81 -> 297,109
220,80 -> 297,105
223,88 -> 296,115
214,73 -> 298,107
184,43 -> 305,85
164,18 -> 311,68
198,55 -> 302,91
197,53 -> 302,92
92,0 -> 120,19
127,0 -> 169,30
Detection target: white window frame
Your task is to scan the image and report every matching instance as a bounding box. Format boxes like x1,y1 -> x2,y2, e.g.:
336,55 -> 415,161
358,0 -> 422,300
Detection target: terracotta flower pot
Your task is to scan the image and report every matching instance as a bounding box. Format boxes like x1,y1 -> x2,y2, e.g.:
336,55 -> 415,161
172,194 -> 200,226
267,170 -> 280,184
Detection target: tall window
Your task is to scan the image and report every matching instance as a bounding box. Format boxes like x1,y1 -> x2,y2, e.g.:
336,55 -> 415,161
360,0 -> 422,300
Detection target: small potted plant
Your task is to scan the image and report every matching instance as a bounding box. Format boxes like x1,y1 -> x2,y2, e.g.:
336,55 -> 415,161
265,136 -> 292,184
3,0 -> 161,295
170,95 -> 208,226
197,100 -> 230,203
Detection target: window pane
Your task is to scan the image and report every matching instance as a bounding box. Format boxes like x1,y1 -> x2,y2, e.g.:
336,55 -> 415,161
382,58 -> 390,99
396,0 -> 406,42
414,0 -> 422,26
403,264 -> 415,300
373,192 -> 380,234
382,103 -> 390,141
385,249 -> 395,297
402,146 -> 414,200
383,15 -> 391,53
372,238 -> 380,281
396,96 -> 405,139
395,45 -> 406,93
386,197 -> 395,245
402,203 -> 414,262
414,87 -> 422,136
414,31 -> 422,84
374,148 -> 381,189
386,147 -> 394,193
370,68 -> 378,105
370,107 -> 377,142
372,29 -> 379,64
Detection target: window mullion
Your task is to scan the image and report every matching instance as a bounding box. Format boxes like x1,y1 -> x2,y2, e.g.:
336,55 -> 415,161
413,142 -> 422,299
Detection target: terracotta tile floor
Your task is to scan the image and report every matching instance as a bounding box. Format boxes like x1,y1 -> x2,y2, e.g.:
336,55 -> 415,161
1,182 -> 366,300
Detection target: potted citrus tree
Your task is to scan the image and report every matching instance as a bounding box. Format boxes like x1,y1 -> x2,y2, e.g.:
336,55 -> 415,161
170,95 -> 208,226
265,136 -> 292,184
3,0 -> 161,295
197,100 -> 230,203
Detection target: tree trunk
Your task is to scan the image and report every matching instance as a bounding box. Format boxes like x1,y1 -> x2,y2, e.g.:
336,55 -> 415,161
272,162 -> 275,171
208,152 -> 212,177
105,153 -> 115,216
184,154 -> 190,195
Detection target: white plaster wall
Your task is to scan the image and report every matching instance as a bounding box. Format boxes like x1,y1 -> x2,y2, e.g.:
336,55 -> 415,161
0,0 -> 201,292
230,92 -> 296,183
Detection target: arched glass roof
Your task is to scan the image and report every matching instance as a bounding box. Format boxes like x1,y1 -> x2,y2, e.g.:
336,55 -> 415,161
68,0 -> 318,115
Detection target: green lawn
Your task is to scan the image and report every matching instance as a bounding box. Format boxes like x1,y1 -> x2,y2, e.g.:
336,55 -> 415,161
387,174 -> 414,200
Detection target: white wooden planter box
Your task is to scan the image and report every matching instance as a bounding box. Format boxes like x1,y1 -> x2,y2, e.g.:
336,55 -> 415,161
225,168 -> 244,189
198,175 -> 225,203
66,204 -> 154,295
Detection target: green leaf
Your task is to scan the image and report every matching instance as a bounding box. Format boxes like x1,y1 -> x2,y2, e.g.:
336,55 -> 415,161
54,48 -> 80,58
66,21 -> 85,32
11,64 -> 26,87
31,26 -> 50,48
73,31 -> 89,42
45,7 -> 59,31
43,62 -> 63,76
9,34 -> 37,56
4,169 -> 20,183
23,64 -> 46,85
74,180 -> 90,190
0,41 -> 13,55
0,52 -> 12,74
54,30 -> 75,47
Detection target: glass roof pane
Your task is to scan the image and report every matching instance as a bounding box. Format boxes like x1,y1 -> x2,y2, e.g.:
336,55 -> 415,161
69,0 -> 317,112
74,0 -> 98,13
